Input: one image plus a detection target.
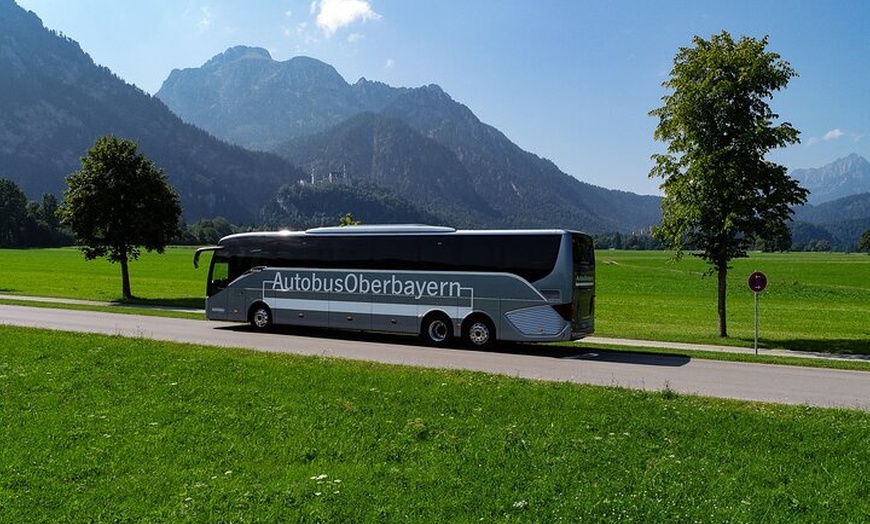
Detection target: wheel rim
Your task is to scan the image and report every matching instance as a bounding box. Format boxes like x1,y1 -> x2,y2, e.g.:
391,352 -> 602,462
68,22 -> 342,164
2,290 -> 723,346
253,308 -> 270,329
467,321 -> 491,346
427,319 -> 449,343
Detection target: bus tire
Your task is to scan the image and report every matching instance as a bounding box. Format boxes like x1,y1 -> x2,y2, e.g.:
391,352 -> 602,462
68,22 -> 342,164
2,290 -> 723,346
463,315 -> 495,350
249,303 -> 273,332
420,312 -> 453,347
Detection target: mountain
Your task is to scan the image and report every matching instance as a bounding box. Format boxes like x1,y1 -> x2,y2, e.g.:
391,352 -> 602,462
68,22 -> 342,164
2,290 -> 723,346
790,154 -> 870,206
0,1 -> 305,223
157,46 -> 408,151
157,48 -> 662,233
793,192 -> 870,224
273,112 -> 503,228
791,192 -> 870,249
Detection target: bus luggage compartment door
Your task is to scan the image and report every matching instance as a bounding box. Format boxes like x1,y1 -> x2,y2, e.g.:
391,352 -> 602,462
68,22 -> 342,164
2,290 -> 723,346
329,297 -> 372,331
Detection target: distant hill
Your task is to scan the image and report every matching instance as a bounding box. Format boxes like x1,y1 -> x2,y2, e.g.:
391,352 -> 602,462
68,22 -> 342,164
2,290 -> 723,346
260,182 -> 446,230
791,192 -> 870,249
790,154 -> 870,206
0,1 -> 305,223
157,47 -> 661,233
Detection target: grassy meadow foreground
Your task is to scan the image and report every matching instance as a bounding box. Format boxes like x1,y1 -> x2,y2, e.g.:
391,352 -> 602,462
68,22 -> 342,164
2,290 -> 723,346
1,247 -> 868,354
1,327 -> 868,522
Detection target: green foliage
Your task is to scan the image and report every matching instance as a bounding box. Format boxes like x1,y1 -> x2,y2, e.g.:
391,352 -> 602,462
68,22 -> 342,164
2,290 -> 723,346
1,327 -> 868,522
0,178 -> 28,247
859,229 -> 870,252
59,136 -> 183,298
0,178 -> 72,247
594,231 -> 663,250
184,217 -> 238,245
338,212 -> 361,226
649,31 -> 808,336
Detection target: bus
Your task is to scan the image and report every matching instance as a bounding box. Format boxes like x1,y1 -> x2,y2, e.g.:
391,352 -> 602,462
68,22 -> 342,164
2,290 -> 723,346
193,224 -> 595,349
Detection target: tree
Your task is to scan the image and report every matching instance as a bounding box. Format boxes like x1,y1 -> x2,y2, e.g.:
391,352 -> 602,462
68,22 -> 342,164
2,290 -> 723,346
0,178 -> 28,247
857,229 -> 870,253
59,136 -> 183,299
649,31 -> 808,337
338,212 -> 361,226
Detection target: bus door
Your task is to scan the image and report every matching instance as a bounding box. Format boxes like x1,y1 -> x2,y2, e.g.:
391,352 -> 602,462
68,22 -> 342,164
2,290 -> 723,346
198,249 -> 229,320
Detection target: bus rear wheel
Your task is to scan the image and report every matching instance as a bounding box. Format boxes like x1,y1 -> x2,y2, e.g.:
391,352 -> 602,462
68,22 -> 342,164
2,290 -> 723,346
421,313 -> 453,347
249,303 -> 273,331
463,316 -> 495,350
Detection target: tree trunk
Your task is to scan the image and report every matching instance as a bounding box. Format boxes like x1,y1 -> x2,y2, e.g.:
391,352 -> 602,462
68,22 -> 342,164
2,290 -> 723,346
120,252 -> 132,300
717,266 -> 728,337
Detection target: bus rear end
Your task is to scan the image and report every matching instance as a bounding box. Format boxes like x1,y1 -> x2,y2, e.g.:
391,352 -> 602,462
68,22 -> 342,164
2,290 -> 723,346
570,233 -> 595,338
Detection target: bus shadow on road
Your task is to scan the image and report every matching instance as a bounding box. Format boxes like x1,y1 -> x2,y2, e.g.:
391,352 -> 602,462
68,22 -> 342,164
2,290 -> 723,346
217,324 -> 691,367
496,343 -> 692,367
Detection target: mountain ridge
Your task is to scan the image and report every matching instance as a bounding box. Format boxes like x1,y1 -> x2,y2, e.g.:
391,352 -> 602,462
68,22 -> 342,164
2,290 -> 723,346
790,153 -> 870,205
157,46 -> 662,233
0,1 -> 305,223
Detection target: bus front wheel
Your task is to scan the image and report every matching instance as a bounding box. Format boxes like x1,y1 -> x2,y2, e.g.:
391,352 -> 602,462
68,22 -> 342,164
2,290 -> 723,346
463,316 -> 495,350
249,303 -> 273,331
421,313 -> 453,347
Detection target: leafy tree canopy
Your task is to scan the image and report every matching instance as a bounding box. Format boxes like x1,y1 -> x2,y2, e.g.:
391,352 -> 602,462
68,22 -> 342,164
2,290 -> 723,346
859,229 -> 870,253
0,177 -> 28,247
649,31 -> 809,336
59,136 -> 183,299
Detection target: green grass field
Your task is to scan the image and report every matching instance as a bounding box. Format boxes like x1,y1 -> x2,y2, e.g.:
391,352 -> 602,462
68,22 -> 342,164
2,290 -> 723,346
1,327 -> 867,523
596,250 -> 870,353
0,247 -> 204,308
1,247 -> 867,354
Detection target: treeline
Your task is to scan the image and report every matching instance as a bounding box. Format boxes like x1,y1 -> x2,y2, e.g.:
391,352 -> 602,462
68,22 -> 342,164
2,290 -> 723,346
593,228 -> 870,253
592,232 -> 664,250
0,177 -> 247,248
0,179 -> 71,247
4,176 -> 868,252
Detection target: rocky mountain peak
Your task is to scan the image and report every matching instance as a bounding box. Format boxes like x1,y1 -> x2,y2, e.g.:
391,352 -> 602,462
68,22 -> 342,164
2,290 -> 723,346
202,45 -> 272,68
791,154 -> 870,205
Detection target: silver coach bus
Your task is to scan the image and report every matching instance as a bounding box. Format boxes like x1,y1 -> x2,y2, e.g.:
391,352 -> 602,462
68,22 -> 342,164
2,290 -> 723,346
194,225 -> 595,349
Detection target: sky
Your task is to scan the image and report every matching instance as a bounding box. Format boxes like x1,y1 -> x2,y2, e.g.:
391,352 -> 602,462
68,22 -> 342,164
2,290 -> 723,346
14,0 -> 870,196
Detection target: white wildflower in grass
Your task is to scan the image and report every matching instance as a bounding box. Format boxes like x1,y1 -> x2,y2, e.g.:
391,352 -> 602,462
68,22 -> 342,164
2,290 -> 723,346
310,474 -> 328,481
513,500 -> 529,509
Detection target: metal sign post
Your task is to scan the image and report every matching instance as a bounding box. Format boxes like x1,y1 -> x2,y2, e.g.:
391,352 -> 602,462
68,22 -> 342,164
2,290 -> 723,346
748,271 -> 768,355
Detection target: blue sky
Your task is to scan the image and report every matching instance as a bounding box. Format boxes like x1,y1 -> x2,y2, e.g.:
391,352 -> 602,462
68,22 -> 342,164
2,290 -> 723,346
15,0 -> 869,196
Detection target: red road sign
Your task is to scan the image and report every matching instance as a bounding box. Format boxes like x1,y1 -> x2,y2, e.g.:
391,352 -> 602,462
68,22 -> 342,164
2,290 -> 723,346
748,271 -> 768,293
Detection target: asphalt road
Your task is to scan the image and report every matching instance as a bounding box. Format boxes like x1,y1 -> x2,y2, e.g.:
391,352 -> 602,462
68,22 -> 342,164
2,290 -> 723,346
1,304 -> 868,411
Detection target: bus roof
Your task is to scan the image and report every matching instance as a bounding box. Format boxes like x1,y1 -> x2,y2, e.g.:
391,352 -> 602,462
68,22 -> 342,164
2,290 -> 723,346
217,224 -> 587,244
307,224 -> 456,235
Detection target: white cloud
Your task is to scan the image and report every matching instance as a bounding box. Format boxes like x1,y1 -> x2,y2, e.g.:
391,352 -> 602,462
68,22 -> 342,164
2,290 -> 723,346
384,58 -> 395,69
823,128 -> 844,141
314,0 -> 381,38
807,128 -> 847,146
197,6 -> 213,32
